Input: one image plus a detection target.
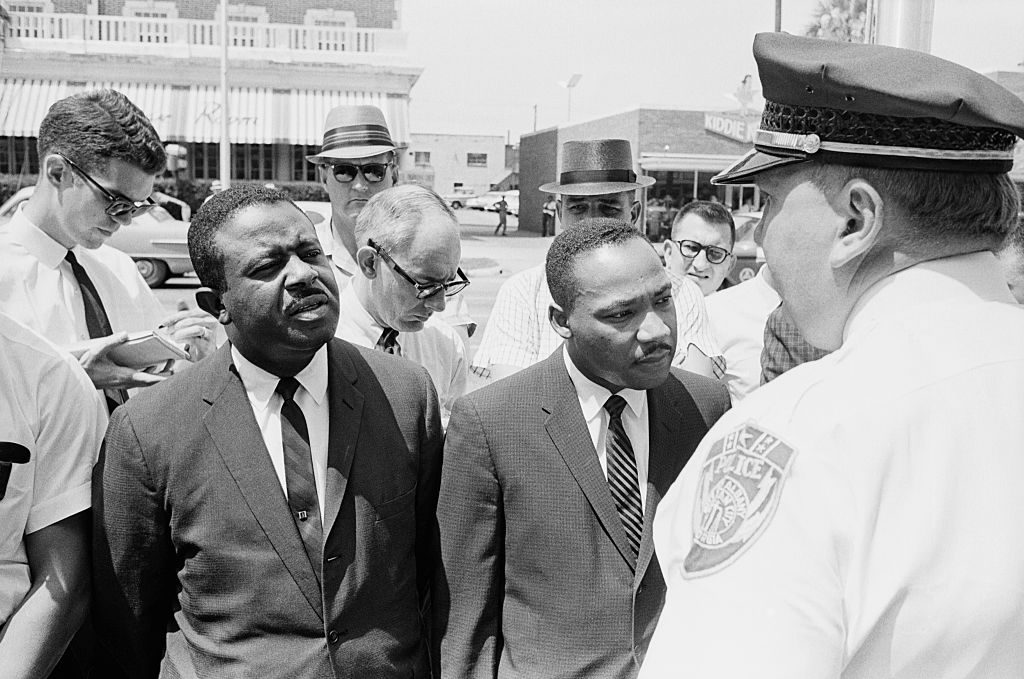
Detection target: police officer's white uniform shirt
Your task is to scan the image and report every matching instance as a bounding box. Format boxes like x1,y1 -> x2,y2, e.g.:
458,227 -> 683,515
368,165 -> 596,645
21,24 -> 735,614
705,267 -> 781,402
641,253 -> 1024,679
333,284 -> 467,425
315,218 -> 476,332
0,207 -> 166,347
0,313 -> 106,626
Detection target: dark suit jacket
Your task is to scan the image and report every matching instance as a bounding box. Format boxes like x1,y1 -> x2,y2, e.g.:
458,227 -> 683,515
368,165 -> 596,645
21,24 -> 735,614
435,349 -> 730,678
92,339 -> 443,679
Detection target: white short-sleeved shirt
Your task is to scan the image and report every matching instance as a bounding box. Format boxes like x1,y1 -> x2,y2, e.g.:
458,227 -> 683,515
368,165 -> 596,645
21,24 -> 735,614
315,218 -> 476,332
641,253 -> 1024,679
0,208 -> 166,347
704,268 -> 781,403
0,313 -> 107,626
471,263 -> 720,374
334,284 -> 467,425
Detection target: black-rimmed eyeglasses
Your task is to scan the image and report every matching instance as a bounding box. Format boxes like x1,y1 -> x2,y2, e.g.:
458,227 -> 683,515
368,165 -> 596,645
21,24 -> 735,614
674,239 -> 732,264
325,162 -> 392,184
58,153 -> 157,219
367,238 -> 470,299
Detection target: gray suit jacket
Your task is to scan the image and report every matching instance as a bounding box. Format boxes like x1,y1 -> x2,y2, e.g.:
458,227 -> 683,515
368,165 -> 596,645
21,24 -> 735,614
435,349 -> 730,678
92,339 -> 443,679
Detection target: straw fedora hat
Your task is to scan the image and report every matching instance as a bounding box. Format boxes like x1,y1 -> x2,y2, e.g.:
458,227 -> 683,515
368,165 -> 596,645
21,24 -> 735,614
305,105 -> 398,163
539,139 -> 655,195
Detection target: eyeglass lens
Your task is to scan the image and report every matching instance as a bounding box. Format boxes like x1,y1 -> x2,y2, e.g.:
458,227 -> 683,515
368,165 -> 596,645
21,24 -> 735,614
678,240 -> 729,264
330,163 -> 389,184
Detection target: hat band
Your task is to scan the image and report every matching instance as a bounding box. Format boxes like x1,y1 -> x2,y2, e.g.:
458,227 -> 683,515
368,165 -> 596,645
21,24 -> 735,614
320,124 -> 394,152
559,168 -> 637,185
755,129 -> 1015,163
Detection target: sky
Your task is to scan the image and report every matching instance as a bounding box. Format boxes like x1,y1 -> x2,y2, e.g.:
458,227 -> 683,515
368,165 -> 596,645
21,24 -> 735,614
401,0 -> 1024,140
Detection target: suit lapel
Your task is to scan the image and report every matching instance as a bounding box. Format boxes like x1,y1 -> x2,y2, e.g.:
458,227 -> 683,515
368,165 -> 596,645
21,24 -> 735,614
636,377 -> 709,580
542,351 -> 637,570
322,340 -> 363,541
201,345 -> 324,620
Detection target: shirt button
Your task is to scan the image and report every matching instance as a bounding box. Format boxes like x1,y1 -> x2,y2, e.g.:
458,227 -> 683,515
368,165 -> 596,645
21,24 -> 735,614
327,630 -> 340,644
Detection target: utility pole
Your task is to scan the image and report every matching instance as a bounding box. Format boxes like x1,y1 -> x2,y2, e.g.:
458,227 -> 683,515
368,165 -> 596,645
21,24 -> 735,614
533,104 -> 538,132
867,0 -> 935,51
219,0 -> 231,188
775,0 -> 782,31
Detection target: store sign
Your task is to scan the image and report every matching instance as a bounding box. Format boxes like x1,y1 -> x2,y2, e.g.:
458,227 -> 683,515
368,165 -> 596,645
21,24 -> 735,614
704,113 -> 760,144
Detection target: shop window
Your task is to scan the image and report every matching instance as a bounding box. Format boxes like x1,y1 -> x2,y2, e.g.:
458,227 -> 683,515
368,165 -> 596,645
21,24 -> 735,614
414,151 -> 431,166
467,153 -> 487,168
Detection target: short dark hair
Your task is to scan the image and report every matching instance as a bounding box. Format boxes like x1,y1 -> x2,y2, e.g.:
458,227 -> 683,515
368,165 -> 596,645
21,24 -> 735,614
189,185 -> 301,293
673,200 -> 736,246
807,164 -> 1020,253
546,218 -> 649,312
37,89 -> 166,175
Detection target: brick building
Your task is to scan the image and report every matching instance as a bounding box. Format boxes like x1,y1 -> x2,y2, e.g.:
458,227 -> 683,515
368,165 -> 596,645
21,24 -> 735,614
0,0 -> 421,183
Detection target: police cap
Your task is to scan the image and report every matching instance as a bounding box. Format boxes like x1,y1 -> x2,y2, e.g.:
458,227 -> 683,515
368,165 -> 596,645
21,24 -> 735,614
714,32 -> 1024,185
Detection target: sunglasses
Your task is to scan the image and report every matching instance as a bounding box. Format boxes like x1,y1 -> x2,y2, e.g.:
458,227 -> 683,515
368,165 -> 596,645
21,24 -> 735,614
325,162 -> 392,184
367,238 -> 471,299
58,153 -> 157,219
674,239 -> 732,265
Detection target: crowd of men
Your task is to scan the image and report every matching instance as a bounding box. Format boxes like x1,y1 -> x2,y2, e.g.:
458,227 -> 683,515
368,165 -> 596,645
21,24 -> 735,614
2,31 -> 1024,679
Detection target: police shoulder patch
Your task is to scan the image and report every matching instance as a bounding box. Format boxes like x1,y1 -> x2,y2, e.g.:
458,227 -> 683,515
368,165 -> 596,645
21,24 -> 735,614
683,421 -> 797,578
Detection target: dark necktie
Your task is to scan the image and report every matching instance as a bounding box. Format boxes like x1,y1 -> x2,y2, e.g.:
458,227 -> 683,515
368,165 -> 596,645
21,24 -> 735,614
604,395 -> 644,560
64,250 -> 128,412
276,377 -> 323,584
375,327 -> 402,356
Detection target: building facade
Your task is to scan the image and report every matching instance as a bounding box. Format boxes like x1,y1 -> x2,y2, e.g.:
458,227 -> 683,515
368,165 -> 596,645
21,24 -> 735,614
405,132 -> 509,196
0,0 -> 421,183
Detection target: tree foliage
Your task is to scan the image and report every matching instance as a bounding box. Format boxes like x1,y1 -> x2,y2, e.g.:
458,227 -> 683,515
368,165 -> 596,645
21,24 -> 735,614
804,0 -> 868,42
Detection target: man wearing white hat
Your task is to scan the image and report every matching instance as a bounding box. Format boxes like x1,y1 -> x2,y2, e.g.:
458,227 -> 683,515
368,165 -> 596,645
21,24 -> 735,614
471,138 -> 721,381
307,105 -> 476,340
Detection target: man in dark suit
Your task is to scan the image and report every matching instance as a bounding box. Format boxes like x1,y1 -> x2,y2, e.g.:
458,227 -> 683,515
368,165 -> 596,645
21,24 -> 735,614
92,185 -> 442,678
436,218 -> 730,678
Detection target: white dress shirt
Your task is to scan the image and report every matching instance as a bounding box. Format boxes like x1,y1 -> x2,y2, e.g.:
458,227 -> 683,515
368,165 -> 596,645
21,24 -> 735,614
704,267 -> 781,403
643,253 -> 1024,679
472,263 -> 720,376
334,284 -> 467,424
0,312 -> 106,626
562,349 -> 649,512
230,345 -> 330,520
0,207 -> 165,346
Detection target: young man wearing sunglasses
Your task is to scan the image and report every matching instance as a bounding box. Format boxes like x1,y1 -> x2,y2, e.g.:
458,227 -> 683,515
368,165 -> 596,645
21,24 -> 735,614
0,89 -> 217,410
307,105 -> 477,342
662,200 -> 737,297
335,185 -> 469,425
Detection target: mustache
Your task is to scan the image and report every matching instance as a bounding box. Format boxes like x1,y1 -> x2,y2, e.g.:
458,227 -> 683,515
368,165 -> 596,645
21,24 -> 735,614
284,287 -> 330,314
640,342 -> 673,358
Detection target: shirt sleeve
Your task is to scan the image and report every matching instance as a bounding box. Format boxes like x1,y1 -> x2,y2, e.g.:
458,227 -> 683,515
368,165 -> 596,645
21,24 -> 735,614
27,353 -> 107,534
669,273 -> 721,361
470,271 -> 541,373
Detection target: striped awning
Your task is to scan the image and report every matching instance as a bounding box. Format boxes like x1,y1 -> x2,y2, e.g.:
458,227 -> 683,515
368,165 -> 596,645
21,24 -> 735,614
0,78 -> 410,147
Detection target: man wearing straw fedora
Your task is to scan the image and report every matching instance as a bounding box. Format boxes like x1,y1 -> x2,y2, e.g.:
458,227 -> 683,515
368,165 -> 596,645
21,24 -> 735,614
471,138 -> 721,381
307,105 -> 476,341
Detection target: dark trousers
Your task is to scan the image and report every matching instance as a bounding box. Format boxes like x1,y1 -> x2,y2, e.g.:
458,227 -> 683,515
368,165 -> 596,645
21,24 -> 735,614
542,213 -> 553,237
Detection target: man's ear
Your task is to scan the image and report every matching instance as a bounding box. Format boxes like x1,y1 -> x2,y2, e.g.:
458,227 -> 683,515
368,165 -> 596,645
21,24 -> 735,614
43,154 -> 68,189
548,303 -> 572,340
630,200 -> 642,226
661,240 -> 674,263
355,245 -> 379,278
196,287 -> 230,325
829,179 -> 886,270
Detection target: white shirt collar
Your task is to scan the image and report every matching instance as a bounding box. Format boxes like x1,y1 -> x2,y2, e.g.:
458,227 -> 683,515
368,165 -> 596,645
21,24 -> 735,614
562,348 -> 647,422
338,283 -> 387,342
9,205 -> 70,269
230,343 -> 329,409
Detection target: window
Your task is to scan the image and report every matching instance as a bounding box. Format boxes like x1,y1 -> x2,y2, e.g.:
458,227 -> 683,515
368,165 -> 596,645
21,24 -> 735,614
305,8 -> 356,28
414,151 -> 431,166
467,153 -> 487,168
10,3 -> 49,12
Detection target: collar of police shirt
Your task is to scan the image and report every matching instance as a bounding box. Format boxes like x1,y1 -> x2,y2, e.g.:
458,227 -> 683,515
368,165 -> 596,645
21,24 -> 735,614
561,348 -> 650,512
314,218 -> 360,280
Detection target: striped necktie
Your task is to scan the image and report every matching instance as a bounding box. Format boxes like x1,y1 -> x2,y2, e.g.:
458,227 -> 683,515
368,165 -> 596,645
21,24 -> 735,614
604,395 -> 644,560
64,250 -> 129,412
276,377 -> 323,585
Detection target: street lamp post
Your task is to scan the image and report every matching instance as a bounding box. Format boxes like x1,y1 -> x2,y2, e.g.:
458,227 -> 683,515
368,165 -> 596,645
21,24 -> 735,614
219,0 -> 231,189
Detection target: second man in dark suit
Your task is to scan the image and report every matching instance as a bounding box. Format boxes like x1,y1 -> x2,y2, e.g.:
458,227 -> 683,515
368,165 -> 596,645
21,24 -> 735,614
436,218 -> 730,678
92,185 -> 443,678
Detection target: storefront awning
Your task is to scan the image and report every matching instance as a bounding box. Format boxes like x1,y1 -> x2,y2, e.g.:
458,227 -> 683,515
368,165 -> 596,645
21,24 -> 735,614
639,152 -> 743,173
0,78 -> 410,147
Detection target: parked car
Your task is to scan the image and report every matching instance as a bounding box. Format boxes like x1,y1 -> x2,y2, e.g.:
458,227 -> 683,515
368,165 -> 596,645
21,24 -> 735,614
467,189 -> 519,217
295,201 -> 334,249
728,211 -> 766,286
442,189 -> 477,209
0,186 -> 192,287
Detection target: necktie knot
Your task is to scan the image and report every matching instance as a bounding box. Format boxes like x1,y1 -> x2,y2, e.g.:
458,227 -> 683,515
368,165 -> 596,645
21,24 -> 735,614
604,394 -> 627,420
276,376 -> 301,402
376,327 -> 401,355
64,250 -> 80,266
